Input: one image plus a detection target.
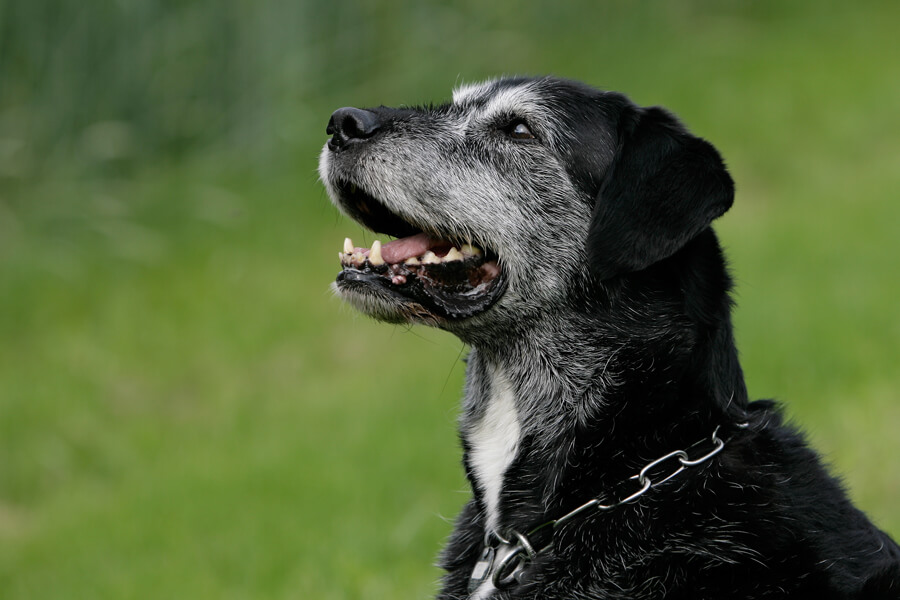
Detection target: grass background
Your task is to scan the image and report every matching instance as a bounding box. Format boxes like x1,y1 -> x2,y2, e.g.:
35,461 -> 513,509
1,1 -> 898,598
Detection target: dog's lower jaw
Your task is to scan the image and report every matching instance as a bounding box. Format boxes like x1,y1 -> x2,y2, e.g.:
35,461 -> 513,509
331,280 -> 443,326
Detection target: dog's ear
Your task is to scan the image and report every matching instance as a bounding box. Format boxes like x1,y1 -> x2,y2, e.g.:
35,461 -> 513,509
587,107 -> 734,280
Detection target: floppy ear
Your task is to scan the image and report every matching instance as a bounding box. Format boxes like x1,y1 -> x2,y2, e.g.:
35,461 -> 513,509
587,107 -> 734,280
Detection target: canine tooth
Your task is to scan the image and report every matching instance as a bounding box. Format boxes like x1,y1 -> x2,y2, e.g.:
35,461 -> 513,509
444,247 -> 464,262
460,244 -> 481,257
404,256 -> 421,265
422,251 -> 441,264
369,240 -> 385,265
343,237 -> 354,254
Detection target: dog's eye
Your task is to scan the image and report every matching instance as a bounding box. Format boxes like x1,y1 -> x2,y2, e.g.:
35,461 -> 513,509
507,121 -> 535,141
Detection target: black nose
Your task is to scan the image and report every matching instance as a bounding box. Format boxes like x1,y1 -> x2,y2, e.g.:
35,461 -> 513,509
326,107 -> 382,151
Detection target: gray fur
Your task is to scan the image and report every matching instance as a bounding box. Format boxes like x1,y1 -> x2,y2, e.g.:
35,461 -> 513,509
319,79 -> 624,513
319,78 -> 625,553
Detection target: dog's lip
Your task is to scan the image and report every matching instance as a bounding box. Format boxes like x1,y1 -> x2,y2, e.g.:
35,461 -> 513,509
335,254 -> 505,320
339,234 -> 499,285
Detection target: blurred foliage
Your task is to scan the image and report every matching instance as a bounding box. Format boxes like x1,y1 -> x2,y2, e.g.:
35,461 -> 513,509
1,0 -> 320,176
1,0 -> 899,598
3,0 -> 894,178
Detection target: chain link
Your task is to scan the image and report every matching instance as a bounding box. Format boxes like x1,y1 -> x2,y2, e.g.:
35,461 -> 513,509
549,427 -> 724,532
484,427 -> 730,590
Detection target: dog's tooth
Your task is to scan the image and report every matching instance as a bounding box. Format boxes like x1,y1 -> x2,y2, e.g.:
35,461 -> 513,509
343,237 -> 354,254
444,247 -> 464,262
369,240 -> 385,265
460,244 -> 482,257
422,251 -> 441,264
404,256 -> 421,265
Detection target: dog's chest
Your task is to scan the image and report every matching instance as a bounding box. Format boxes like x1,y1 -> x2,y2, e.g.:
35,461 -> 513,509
466,365 -> 521,535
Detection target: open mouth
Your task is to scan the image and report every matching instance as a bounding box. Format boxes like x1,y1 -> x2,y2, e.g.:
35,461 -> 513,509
333,180 -> 505,319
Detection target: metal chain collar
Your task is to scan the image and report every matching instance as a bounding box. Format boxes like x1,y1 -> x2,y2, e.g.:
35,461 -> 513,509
468,426 -> 736,593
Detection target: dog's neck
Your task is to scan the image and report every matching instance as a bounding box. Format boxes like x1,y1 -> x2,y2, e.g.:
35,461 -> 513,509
459,233 -> 749,537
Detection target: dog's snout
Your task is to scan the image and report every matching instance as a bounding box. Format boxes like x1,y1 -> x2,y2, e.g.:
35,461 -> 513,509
327,107 -> 381,151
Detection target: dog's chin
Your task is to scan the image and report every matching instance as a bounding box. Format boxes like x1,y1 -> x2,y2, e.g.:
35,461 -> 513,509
332,280 -> 436,324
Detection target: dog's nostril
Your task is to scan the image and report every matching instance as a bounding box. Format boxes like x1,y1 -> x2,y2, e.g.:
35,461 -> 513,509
327,107 -> 381,150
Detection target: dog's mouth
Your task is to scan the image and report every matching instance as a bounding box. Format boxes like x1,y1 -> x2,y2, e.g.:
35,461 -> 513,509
333,180 -> 506,320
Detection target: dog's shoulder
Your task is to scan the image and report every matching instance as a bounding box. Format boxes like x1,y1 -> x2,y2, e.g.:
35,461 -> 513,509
719,401 -> 900,595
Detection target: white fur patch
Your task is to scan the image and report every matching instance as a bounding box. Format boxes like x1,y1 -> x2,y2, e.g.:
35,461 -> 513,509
452,80 -> 490,105
482,83 -> 541,121
468,365 -> 521,535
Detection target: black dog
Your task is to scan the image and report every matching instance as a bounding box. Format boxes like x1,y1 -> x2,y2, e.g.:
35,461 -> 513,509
319,76 -> 900,598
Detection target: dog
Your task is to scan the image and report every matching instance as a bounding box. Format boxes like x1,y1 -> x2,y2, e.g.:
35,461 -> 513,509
318,76 -> 900,599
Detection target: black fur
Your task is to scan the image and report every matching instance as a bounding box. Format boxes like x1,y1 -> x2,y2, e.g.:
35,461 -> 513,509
439,82 -> 900,599
320,77 -> 900,599
588,106 -> 734,280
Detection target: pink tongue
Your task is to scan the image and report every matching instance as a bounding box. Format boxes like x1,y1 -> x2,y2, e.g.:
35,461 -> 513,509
381,232 -> 440,263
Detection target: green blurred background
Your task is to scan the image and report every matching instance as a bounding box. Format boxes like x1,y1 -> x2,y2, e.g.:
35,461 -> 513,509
1,1 -> 898,598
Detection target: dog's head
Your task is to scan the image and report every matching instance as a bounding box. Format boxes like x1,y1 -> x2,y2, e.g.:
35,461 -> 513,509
319,77 -> 733,335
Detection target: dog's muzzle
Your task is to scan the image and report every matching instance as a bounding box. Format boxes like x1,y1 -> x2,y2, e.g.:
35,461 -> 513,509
322,107 -> 507,321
